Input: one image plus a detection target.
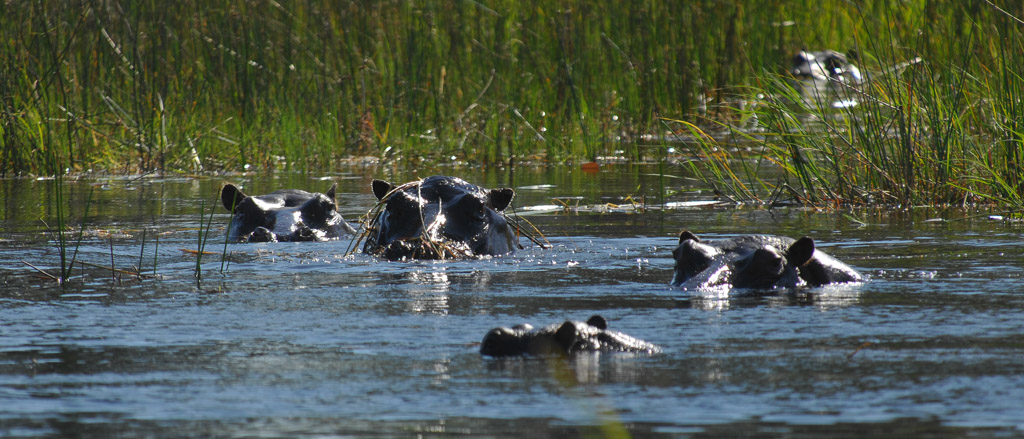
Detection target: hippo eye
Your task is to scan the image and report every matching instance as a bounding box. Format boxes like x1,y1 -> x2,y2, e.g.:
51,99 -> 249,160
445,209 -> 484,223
466,204 -> 486,221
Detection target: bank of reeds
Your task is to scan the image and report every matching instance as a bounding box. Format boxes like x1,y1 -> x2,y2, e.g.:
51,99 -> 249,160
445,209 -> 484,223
1,1 -> 1022,206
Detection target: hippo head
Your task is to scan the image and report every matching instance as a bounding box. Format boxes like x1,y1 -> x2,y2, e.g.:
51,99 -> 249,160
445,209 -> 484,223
670,231 -> 722,285
671,231 -> 815,289
220,182 -> 355,243
790,49 -> 863,84
480,315 -> 661,357
479,323 -> 536,357
363,176 -> 518,260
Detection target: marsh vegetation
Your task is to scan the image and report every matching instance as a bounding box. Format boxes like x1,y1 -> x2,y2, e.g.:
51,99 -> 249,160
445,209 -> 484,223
2,0 -> 1022,207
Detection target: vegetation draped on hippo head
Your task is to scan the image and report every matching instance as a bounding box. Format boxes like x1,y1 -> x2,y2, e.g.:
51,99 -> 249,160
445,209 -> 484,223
362,176 -> 519,260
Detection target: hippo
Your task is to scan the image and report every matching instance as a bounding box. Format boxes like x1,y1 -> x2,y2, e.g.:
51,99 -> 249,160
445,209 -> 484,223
480,315 -> 662,357
220,182 -> 356,243
789,49 -> 864,108
671,231 -> 862,289
363,176 -> 518,260
790,49 -> 863,85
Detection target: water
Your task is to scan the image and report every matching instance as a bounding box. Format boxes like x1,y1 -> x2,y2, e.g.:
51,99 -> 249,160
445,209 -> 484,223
2,166 -> 1023,438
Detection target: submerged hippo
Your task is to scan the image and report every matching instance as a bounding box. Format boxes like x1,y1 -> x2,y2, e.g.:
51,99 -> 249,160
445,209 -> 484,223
790,49 -> 864,85
480,315 -> 662,357
220,182 -> 356,243
671,231 -> 862,289
363,176 -> 518,260
789,49 -> 864,108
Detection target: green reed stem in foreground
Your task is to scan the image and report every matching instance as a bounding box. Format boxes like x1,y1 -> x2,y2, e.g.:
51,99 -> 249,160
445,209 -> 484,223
220,191 -> 237,274
46,178 -> 93,285
152,234 -> 160,277
138,229 -> 147,277
195,198 -> 216,280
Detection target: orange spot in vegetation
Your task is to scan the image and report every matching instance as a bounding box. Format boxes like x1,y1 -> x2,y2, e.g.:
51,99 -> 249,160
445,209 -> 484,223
581,162 -> 600,173
180,249 -> 217,256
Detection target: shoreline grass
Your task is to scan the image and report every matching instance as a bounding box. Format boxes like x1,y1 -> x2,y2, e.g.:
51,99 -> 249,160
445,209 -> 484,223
1,1 -> 1022,207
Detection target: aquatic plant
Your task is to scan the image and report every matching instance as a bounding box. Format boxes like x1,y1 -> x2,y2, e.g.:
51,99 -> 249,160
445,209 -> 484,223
26,177 -> 93,285
1,1 -> 1022,206
220,192 -> 237,274
194,197 -> 217,280
672,1 -> 1024,208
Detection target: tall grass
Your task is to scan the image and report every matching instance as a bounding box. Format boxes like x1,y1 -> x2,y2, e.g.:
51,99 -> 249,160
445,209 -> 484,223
672,1 -> 1024,207
1,1 -> 1022,206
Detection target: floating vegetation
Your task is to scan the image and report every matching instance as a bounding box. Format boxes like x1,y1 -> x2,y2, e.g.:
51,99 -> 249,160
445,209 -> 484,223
517,199 -> 730,215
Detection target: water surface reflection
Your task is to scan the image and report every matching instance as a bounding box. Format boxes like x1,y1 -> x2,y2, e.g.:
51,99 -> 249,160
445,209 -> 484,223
1,168 -> 1023,437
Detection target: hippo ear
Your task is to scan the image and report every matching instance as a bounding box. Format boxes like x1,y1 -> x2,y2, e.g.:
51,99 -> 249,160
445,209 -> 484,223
678,230 -> 700,244
487,188 -> 515,211
586,315 -> 607,330
221,183 -> 246,212
325,182 -> 337,203
554,322 -> 579,353
787,237 -> 815,267
751,247 -> 783,267
371,179 -> 395,201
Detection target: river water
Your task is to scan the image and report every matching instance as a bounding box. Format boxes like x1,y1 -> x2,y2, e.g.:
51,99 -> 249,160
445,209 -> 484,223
1,165 -> 1022,438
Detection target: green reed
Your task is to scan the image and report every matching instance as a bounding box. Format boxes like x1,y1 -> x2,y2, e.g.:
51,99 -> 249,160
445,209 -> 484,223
42,177 -> 93,285
220,188 -> 237,274
675,1 -> 1024,207
1,1 -> 1022,206
194,197 -> 217,280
